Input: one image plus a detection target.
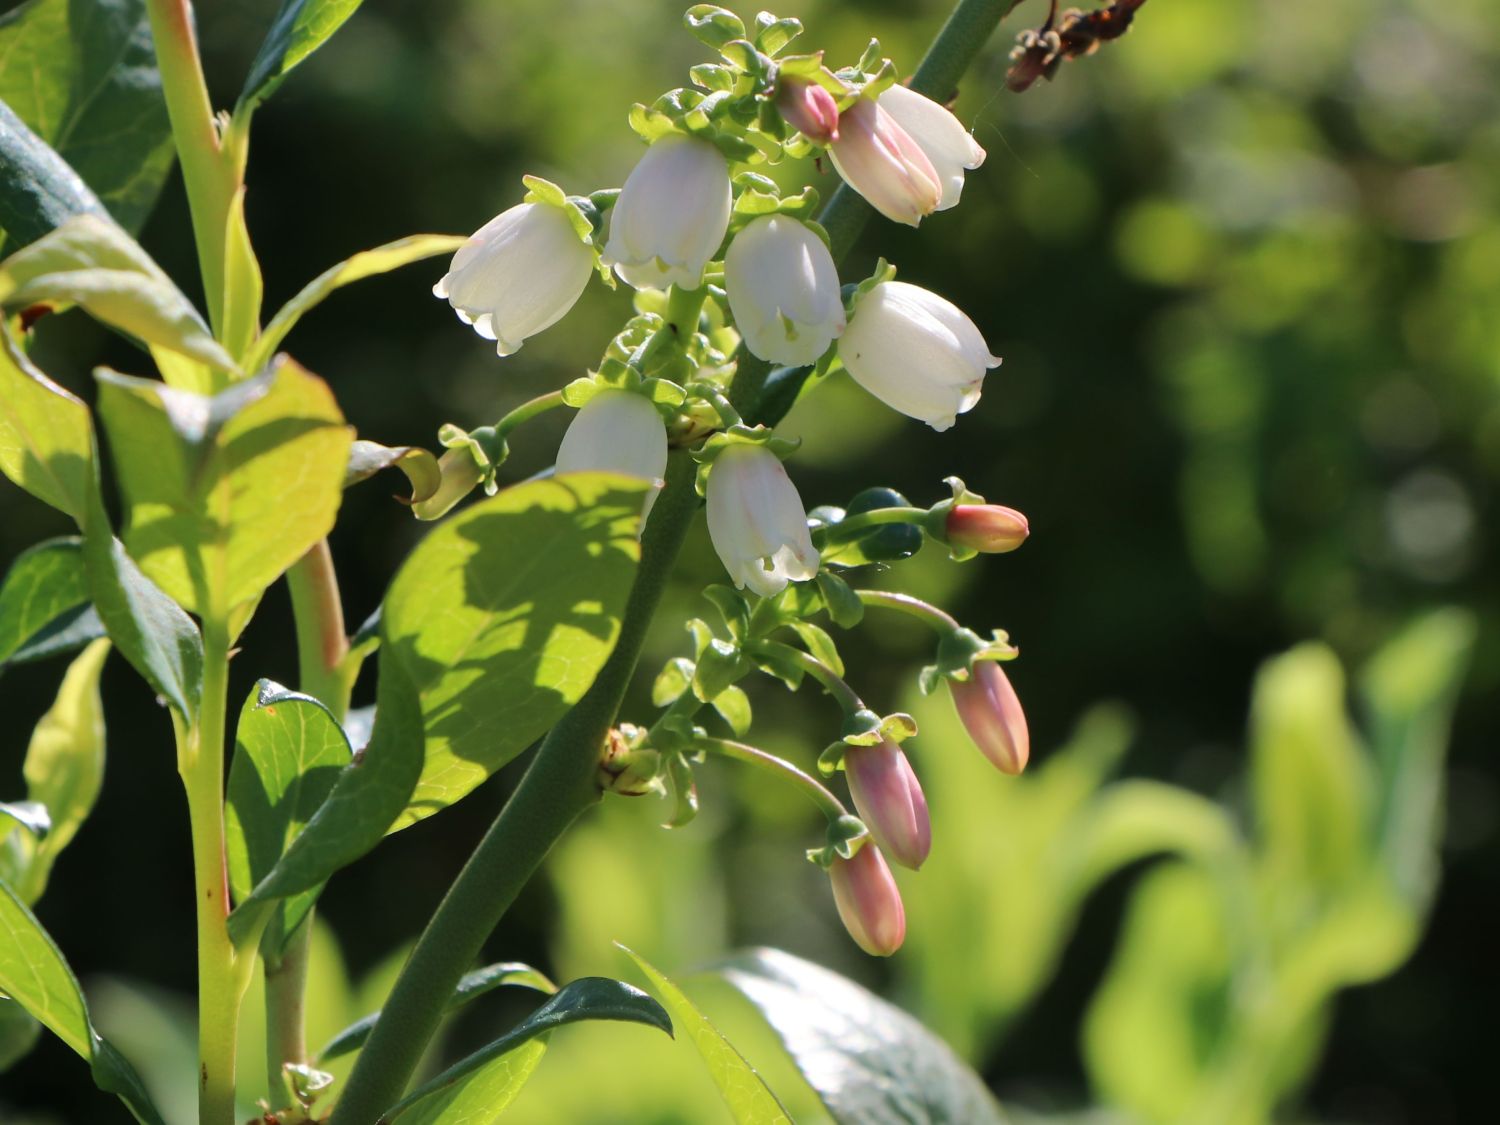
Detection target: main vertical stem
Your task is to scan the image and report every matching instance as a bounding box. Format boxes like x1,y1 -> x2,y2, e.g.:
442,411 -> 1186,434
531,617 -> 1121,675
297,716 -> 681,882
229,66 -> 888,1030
180,618 -> 238,1125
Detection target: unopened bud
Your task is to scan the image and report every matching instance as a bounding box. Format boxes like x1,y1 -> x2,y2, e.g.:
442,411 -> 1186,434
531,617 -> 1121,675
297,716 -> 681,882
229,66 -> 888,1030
945,503 -> 1029,553
844,741 -> 931,870
597,726 -> 662,796
950,660 -> 1029,775
776,78 -> 840,145
828,843 -> 906,956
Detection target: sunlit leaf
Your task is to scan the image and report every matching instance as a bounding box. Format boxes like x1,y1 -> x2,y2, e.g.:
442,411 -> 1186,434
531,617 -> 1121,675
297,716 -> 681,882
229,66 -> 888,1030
621,945 -> 791,1123
6,638 -> 110,904
718,947 -> 1006,1125
239,0 -> 364,110
95,356 -> 352,615
344,439 -> 442,506
226,680 -> 352,957
382,473 -> 646,827
0,215 -> 235,371
0,325 -> 95,521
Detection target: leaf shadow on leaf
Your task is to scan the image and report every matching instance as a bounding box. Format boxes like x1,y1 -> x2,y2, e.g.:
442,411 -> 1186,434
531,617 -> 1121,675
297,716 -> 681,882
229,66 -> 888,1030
381,476 -> 644,823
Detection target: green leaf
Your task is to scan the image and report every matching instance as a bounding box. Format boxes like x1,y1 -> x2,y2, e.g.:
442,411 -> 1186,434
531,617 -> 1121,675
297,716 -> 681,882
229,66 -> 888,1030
385,977 -> 672,1124
0,876 -> 91,1055
6,639 -> 110,904
0,99 -> 112,250
1250,643 -> 1370,893
0,536 -> 103,669
711,684 -> 752,736
226,680 -> 352,956
227,649 -> 424,939
0,215 -> 235,371
0,0 -> 173,248
318,961 -> 557,1062
0,881 -> 164,1123
381,473 -> 646,827
790,621 -> 842,678
248,233 -> 466,372
220,186 -> 263,364
621,945 -> 791,1124
95,356 -> 352,615
0,325 -> 95,521
239,0 -> 365,110
684,6 -> 746,51
718,947 -> 1007,1125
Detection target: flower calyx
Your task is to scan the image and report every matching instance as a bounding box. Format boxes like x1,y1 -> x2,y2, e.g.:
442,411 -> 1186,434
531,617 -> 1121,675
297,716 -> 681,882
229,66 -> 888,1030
818,708 -> 918,775
409,423 -> 508,521
805,812 -> 870,869
917,626 -> 1019,696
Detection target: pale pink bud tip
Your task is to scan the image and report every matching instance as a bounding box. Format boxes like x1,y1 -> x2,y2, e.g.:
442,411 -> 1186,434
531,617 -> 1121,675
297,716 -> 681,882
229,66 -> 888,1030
829,844 -> 907,956
946,504 -> 1029,554
844,742 -> 931,870
777,79 -> 840,145
951,660 -> 1030,775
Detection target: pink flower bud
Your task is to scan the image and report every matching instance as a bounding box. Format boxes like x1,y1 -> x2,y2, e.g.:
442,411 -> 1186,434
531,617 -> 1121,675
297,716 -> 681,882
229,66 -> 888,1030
776,79 -> 840,144
844,742 -> 931,870
950,660 -> 1030,774
946,504 -> 1029,553
828,99 -> 942,227
829,844 -> 906,956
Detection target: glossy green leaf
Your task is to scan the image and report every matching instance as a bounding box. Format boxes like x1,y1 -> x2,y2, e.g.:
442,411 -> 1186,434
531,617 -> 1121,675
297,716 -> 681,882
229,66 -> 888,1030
227,652 -> 422,940
249,233 -> 466,371
0,99 -> 112,250
226,680 -> 352,956
0,537 -> 102,669
239,0 -> 364,110
0,0 -> 173,248
622,945 -> 791,1124
6,638 -> 110,904
318,961 -> 557,1062
0,215 -> 235,371
790,621 -> 842,678
1250,643 -> 1370,893
95,356 -> 352,615
0,325 -> 95,521
382,473 -> 646,827
385,977 -> 673,1124
718,947 -> 1007,1125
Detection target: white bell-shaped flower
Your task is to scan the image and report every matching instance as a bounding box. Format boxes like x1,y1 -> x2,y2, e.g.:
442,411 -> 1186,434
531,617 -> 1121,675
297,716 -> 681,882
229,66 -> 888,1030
706,444 -> 819,597
434,201 -> 594,357
838,280 -> 1000,431
827,98 -> 941,227
556,390 -> 669,518
877,85 -> 986,211
602,133 -> 732,291
724,215 -> 846,367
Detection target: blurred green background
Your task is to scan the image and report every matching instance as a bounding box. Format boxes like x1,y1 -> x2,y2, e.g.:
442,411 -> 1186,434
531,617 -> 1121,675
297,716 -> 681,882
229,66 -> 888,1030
2,0 -> 1496,1121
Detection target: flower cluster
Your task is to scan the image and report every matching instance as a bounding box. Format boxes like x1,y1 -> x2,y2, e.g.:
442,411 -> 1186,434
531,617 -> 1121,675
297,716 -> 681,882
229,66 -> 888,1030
426,6 -> 1029,957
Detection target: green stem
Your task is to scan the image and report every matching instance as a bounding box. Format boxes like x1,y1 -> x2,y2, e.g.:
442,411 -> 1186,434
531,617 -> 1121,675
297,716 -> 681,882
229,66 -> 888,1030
695,737 -> 849,822
179,618 -> 239,1125
330,7 -> 1014,1117
329,451 -> 702,1125
854,588 -> 962,632
495,390 -> 567,436
757,643 -> 865,713
263,914 -> 312,1111
145,0 -> 237,336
